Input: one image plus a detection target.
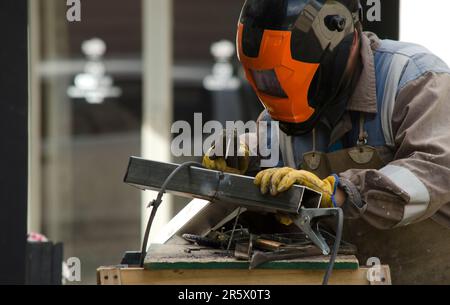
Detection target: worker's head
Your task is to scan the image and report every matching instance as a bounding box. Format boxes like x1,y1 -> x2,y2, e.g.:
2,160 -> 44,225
237,0 -> 362,135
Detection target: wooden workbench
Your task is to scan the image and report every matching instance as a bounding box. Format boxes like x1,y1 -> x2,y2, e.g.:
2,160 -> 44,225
97,245 -> 391,285
97,264 -> 390,285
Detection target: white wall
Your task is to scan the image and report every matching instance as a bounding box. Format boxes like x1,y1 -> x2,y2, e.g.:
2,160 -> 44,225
400,0 -> 450,65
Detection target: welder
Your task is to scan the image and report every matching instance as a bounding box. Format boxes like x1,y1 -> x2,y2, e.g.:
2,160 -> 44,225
203,0 -> 450,284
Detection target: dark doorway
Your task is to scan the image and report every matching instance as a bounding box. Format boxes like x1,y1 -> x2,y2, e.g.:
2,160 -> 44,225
0,0 -> 29,285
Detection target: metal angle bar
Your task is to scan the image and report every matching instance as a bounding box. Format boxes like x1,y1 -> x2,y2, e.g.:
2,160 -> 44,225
124,157 -> 322,214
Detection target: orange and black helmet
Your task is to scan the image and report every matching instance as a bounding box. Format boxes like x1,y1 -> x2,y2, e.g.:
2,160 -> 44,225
237,0 -> 362,135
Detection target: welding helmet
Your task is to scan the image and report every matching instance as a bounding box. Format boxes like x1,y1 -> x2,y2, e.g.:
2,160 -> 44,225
237,0 -> 361,135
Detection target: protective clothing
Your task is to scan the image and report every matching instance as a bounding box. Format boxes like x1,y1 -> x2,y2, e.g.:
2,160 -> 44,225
254,167 -> 339,208
237,0 -> 361,134
259,32 -> 450,229
252,32 -> 450,284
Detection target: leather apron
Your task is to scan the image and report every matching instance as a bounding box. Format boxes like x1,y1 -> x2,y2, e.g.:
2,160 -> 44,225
299,116 -> 450,284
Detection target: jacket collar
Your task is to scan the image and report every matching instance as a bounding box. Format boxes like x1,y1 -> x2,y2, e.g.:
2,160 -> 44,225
329,32 -> 380,145
346,32 -> 379,113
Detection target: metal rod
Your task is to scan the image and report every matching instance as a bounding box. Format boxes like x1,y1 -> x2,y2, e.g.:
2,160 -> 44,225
227,207 -> 242,251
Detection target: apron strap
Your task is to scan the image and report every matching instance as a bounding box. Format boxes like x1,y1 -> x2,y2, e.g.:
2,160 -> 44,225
312,128 -> 317,152
279,130 -> 296,168
357,113 -> 369,146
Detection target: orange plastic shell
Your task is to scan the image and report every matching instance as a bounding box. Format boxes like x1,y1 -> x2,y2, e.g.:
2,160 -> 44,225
237,23 -> 319,123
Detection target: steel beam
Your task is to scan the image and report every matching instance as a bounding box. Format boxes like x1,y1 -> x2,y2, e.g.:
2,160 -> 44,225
124,157 -> 322,215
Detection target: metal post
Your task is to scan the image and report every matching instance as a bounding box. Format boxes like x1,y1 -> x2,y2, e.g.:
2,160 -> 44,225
41,0 -> 73,244
142,0 -> 174,242
28,0 -> 42,234
362,0 -> 399,40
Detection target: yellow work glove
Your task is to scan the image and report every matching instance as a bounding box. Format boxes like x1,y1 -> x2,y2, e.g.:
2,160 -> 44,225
202,142 -> 250,175
254,167 -> 339,208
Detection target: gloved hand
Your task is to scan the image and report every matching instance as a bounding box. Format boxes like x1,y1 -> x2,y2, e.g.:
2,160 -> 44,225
254,167 -> 339,208
202,143 -> 250,175
202,130 -> 250,175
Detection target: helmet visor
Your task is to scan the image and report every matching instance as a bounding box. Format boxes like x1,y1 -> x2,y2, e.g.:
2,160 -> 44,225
250,69 -> 288,98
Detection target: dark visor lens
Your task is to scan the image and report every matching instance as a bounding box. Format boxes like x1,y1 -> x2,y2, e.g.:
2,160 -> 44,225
251,69 -> 288,98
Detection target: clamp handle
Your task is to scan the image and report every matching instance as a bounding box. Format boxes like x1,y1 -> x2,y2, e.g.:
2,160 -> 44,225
293,208 -> 341,255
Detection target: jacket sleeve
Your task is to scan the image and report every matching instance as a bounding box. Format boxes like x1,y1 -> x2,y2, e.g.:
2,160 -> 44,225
340,72 -> 450,229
